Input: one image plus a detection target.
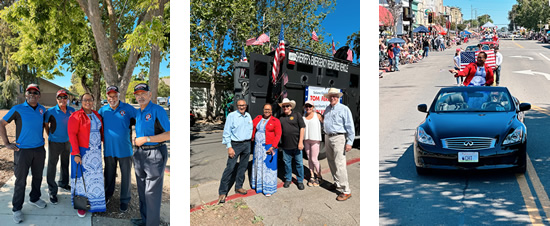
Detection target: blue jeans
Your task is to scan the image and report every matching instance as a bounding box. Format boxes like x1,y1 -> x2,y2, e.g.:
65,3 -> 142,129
282,148 -> 304,183
495,65 -> 501,84
394,56 -> 400,71
423,47 -> 429,57
218,141 -> 251,195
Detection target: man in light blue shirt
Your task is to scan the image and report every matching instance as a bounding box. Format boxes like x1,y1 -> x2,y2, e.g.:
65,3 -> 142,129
323,88 -> 355,201
218,99 -> 253,204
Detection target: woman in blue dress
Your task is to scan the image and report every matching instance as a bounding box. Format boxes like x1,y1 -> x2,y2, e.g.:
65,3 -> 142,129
251,103 -> 282,196
67,93 -> 106,217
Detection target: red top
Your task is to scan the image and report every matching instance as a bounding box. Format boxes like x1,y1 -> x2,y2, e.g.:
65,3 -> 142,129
68,109 -> 104,155
251,115 -> 282,149
492,36 -> 498,42
457,62 -> 494,86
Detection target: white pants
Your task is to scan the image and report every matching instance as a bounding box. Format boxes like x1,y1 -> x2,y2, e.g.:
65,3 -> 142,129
325,134 -> 351,194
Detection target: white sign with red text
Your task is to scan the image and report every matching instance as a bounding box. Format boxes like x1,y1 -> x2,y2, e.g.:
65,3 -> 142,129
305,86 -> 341,115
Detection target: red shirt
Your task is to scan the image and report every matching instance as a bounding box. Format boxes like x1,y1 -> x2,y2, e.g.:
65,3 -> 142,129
68,109 -> 104,155
457,63 -> 494,86
251,115 -> 282,149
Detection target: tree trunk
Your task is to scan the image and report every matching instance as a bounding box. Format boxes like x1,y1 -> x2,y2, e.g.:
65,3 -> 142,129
148,0 -> 166,105
92,69 -> 101,110
76,0 -> 120,89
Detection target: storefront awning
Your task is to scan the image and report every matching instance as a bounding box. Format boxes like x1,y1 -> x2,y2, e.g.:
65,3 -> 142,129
379,5 -> 394,26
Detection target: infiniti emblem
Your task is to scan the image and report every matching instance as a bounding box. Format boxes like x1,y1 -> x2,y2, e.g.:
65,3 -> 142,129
464,141 -> 474,147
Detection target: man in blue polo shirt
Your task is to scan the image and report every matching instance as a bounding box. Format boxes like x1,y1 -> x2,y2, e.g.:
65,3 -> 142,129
130,83 -> 170,226
98,85 -> 137,213
0,84 -> 48,224
44,89 -> 75,205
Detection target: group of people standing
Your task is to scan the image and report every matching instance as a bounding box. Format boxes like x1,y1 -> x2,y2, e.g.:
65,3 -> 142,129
0,83 -> 170,226
218,88 -> 355,203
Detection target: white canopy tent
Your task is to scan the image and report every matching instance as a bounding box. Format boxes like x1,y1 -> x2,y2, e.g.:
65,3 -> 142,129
481,22 -> 497,28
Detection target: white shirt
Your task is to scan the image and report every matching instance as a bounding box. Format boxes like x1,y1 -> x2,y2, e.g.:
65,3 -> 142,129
303,113 -> 322,141
495,52 -> 503,66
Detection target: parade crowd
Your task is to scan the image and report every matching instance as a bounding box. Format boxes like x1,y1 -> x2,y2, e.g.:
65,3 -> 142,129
217,88 -> 356,203
0,83 -> 170,226
379,33 -> 463,73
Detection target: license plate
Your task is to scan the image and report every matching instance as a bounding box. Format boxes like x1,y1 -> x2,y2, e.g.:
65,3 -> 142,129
458,152 -> 479,163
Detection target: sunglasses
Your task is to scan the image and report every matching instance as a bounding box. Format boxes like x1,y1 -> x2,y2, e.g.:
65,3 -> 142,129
305,105 -> 313,108
282,105 -> 291,108
27,91 -> 40,95
57,96 -> 68,100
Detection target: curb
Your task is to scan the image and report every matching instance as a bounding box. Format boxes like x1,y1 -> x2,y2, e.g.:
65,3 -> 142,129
189,157 -> 360,213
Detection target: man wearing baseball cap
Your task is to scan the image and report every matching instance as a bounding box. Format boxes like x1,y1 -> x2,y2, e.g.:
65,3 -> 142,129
98,85 -> 137,213
0,84 -> 48,223
44,89 -> 75,205
131,83 -> 170,226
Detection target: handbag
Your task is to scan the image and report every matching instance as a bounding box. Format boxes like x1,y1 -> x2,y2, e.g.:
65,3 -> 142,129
73,163 -> 90,210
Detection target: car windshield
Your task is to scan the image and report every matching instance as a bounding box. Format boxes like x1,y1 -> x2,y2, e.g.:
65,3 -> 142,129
481,38 -> 493,42
465,46 -> 479,52
481,45 -> 490,50
433,90 -> 514,112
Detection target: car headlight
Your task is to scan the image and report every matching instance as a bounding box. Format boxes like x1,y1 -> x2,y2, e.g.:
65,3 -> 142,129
417,127 -> 435,145
503,128 -> 523,145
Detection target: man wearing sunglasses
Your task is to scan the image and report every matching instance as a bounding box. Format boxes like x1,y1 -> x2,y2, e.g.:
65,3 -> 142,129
44,89 -> 75,205
0,84 -> 48,223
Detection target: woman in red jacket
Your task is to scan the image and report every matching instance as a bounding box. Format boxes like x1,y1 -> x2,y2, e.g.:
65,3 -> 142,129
67,93 -> 106,217
449,51 -> 494,86
250,103 -> 282,197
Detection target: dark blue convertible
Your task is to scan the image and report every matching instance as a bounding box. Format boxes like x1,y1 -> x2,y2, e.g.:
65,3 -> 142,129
414,87 -> 531,175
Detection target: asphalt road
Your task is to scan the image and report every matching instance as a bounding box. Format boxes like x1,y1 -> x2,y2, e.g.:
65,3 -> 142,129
380,38 -> 550,225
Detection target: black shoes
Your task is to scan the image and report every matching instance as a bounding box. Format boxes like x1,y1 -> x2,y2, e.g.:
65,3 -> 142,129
283,181 -> 291,188
235,188 -> 248,195
50,195 -> 58,205
60,185 -> 71,192
120,203 -> 128,212
297,183 -> 305,190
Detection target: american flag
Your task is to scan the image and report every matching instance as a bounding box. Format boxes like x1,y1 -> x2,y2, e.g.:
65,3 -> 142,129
240,47 -> 247,62
255,32 -> 270,44
312,30 -> 318,42
347,49 -> 353,62
332,38 -> 336,56
240,47 -> 247,78
272,24 -> 285,84
460,50 -> 496,70
246,37 -> 257,46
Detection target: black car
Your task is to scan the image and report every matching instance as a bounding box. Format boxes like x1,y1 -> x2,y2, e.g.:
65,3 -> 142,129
414,87 -> 531,175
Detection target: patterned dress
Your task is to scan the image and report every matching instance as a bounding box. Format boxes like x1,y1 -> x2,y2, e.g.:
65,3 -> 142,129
70,113 -> 106,212
251,118 -> 278,195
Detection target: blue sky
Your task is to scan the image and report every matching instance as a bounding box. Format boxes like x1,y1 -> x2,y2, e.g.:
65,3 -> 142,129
322,0 -> 360,61
48,54 -> 170,89
444,0 -> 517,27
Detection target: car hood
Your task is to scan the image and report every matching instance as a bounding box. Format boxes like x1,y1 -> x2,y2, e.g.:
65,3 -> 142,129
424,112 -> 516,139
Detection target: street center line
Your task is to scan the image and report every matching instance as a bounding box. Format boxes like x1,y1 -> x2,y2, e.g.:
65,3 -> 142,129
540,53 -> 550,62
514,42 -> 525,48
531,105 -> 550,116
527,154 -> 550,222
516,173 -> 544,225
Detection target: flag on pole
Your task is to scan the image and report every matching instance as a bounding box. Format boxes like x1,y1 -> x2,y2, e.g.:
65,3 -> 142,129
332,38 -> 336,56
256,32 -> 270,44
312,30 -> 319,41
347,49 -> 353,62
460,50 -> 496,70
272,24 -> 286,84
239,47 -> 247,78
246,37 -> 257,46
240,47 -> 247,62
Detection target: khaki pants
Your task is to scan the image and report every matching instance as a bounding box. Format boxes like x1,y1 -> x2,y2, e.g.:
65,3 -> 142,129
325,134 -> 350,194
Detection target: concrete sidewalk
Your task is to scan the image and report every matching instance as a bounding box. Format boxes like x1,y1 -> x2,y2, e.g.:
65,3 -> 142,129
0,159 -> 92,226
190,148 -> 361,225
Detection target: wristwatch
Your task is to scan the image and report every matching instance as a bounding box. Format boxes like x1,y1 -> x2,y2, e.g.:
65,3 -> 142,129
146,137 -> 151,143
